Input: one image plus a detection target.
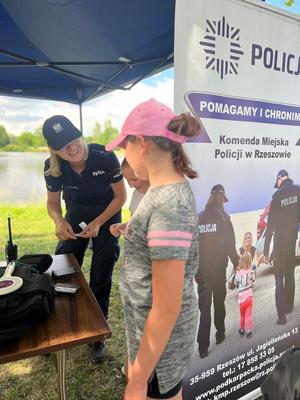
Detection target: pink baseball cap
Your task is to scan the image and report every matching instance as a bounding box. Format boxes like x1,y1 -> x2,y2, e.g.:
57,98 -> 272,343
106,99 -> 187,151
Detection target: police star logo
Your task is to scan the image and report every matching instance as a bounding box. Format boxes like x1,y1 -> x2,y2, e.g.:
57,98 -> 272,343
200,16 -> 244,80
52,123 -> 63,133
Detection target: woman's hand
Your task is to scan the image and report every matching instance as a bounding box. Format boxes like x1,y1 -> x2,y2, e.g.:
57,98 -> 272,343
123,379 -> 147,400
80,219 -> 101,238
110,223 -> 127,237
55,219 -> 77,241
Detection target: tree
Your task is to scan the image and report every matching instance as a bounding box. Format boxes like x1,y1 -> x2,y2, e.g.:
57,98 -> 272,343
33,126 -> 47,147
284,0 -> 295,6
86,122 -> 102,144
90,120 -> 119,146
8,134 -> 17,144
15,127 -> 46,148
16,131 -> 36,147
99,120 -> 119,146
0,125 -> 10,147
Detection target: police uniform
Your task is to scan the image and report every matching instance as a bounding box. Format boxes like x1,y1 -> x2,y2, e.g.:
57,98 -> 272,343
44,143 -> 122,318
264,178 -> 300,322
196,207 -> 239,355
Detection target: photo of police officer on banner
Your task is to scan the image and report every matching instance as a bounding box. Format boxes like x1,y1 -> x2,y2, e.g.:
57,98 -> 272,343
195,184 -> 239,359
263,169 -> 300,326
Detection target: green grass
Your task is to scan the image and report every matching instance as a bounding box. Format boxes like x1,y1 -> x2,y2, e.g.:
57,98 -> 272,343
0,205 -> 265,400
0,204 -> 130,400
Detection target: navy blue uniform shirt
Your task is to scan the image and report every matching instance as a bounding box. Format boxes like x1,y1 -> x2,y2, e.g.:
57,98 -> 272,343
197,207 -> 239,280
44,143 -> 122,207
264,178 -> 300,258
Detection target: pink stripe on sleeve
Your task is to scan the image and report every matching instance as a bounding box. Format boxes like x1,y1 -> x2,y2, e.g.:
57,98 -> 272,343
148,239 -> 191,248
147,230 -> 193,239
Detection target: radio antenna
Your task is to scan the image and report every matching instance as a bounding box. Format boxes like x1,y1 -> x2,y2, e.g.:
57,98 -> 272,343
8,217 -> 13,244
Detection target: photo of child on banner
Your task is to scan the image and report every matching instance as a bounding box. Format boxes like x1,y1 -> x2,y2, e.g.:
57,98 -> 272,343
234,251 -> 256,338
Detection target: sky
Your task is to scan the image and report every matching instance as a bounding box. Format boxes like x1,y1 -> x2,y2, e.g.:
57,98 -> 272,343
0,0 -> 299,136
0,70 -> 175,136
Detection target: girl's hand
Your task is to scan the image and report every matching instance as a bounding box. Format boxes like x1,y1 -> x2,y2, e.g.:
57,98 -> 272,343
123,380 -> 147,400
80,219 -> 101,238
257,254 -> 264,267
110,223 -> 127,237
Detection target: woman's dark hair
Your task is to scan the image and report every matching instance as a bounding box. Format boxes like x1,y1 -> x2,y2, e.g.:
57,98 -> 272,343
205,193 -> 225,211
166,112 -> 201,179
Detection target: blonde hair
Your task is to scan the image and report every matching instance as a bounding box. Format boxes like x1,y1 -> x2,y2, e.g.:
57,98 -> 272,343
240,251 -> 252,270
45,138 -> 88,177
243,231 -> 252,241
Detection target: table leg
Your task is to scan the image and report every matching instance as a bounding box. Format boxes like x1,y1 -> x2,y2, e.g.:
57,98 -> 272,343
56,349 -> 67,400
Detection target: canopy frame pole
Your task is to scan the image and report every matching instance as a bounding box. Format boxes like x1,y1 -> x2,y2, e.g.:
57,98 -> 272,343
128,52 -> 174,90
85,64 -> 130,102
85,53 -> 173,102
0,49 -> 123,91
77,87 -> 84,133
79,103 -> 83,133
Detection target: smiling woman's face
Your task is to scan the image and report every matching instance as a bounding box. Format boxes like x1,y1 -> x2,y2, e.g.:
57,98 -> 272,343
244,233 -> 252,247
54,138 -> 85,163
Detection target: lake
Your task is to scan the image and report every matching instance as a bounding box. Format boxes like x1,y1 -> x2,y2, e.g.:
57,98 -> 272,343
0,152 -> 48,204
0,152 -> 133,206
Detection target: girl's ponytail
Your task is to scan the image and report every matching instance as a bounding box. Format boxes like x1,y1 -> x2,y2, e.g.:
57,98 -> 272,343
171,145 -> 198,179
167,112 -> 201,179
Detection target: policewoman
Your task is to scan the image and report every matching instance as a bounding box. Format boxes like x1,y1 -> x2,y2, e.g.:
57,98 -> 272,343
196,184 -> 239,358
42,115 -> 126,362
264,169 -> 300,325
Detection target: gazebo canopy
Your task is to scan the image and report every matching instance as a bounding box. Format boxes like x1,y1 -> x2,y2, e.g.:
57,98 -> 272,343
0,0 -> 175,104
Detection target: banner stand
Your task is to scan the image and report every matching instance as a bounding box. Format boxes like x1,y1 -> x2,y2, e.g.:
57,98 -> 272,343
175,1 -> 300,399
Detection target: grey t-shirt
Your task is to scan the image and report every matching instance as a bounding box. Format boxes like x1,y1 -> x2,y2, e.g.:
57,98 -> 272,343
120,181 -> 199,394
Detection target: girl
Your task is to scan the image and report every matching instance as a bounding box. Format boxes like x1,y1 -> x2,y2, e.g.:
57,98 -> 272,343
106,99 -> 201,400
234,251 -> 256,338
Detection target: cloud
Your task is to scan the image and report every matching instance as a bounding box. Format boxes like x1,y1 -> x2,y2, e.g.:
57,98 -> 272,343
0,74 -> 174,135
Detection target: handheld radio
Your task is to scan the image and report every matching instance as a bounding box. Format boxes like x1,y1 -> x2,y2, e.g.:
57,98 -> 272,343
5,217 -> 18,265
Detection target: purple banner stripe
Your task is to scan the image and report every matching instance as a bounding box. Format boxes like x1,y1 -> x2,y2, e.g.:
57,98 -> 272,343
186,92 -> 300,127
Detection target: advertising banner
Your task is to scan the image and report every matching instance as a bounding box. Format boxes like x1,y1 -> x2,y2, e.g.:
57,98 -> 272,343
174,0 -> 300,399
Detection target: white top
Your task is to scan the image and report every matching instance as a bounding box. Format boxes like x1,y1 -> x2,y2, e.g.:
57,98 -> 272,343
129,189 -> 145,214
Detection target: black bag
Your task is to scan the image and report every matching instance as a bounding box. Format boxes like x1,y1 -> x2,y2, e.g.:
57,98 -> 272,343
0,265 -> 56,344
17,253 -> 53,274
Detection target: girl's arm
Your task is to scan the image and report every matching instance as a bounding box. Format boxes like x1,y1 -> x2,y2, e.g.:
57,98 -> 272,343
124,259 -> 185,399
109,222 -> 128,237
234,272 -> 240,287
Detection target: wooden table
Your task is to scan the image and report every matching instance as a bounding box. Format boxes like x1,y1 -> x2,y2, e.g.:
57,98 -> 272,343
0,254 -> 111,399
